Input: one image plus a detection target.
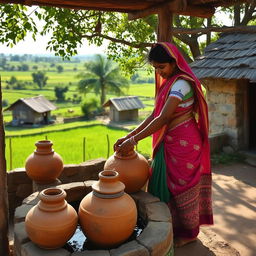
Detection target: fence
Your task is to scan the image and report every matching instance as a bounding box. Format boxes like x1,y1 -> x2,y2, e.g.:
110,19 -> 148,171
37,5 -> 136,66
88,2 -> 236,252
7,135 -> 139,171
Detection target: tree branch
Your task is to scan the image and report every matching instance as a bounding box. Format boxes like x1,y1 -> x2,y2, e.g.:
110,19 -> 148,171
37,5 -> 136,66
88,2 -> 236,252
81,32 -> 152,48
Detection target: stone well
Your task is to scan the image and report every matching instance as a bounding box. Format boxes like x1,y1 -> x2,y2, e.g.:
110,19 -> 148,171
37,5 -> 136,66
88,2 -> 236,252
14,181 -> 173,256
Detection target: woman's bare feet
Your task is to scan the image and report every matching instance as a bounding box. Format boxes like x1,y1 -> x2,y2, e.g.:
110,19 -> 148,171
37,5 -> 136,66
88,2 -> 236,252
174,237 -> 197,247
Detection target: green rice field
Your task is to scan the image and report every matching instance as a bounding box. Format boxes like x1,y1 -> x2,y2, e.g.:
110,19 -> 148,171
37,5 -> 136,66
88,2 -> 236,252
5,124 -> 152,171
1,57 -> 155,171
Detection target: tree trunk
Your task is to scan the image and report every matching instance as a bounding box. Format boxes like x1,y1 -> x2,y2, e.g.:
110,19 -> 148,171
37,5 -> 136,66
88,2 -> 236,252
188,35 -> 201,59
101,84 -> 106,106
0,77 -> 10,256
206,17 -> 211,46
234,4 -> 241,26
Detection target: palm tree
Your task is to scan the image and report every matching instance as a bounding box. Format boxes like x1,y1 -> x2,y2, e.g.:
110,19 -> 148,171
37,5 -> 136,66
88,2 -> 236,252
77,54 -> 129,105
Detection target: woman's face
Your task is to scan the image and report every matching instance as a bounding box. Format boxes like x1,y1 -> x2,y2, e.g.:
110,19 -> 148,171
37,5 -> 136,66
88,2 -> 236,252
151,61 -> 177,79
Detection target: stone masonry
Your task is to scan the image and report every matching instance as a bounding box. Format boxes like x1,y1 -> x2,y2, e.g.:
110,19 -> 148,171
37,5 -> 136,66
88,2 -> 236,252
14,183 -> 173,256
7,158 -> 106,215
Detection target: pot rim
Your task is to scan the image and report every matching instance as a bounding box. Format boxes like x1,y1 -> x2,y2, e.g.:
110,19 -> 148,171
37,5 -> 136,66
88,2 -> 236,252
92,170 -> 125,195
40,188 -> 66,201
114,150 -> 137,160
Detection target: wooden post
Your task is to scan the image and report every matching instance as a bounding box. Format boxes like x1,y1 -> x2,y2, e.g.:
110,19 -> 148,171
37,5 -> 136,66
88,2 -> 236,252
83,137 -> 86,162
157,7 -> 173,42
106,134 -> 110,158
9,138 -> 12,171
0,77 -> 10,255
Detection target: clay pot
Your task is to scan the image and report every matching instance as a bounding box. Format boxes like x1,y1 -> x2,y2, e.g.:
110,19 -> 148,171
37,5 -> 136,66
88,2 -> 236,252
25,188 -> 78,249
25,140 -> 63,184
78,170 -> 137,248
104,150 -> 149,193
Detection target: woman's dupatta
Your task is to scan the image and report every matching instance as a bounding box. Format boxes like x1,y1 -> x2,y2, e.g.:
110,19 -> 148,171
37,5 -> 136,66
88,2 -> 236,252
152,42 -> 211,177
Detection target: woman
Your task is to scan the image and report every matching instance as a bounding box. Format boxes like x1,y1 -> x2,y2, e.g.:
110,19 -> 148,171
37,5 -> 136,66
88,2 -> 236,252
114,42 -> 213,247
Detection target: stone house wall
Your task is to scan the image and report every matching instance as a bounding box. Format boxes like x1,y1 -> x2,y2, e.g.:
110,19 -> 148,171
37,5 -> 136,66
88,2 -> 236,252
7,158 -> 106,216
203,78 -> 248,150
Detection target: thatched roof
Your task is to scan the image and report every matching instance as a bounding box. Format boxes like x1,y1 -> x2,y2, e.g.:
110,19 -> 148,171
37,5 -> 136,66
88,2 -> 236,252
103,96 -> 145,111
5,95 -> 56,113
191,30 -> 256,82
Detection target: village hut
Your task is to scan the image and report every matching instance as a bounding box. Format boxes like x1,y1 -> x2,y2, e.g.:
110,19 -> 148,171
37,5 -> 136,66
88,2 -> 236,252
191,31 -> 256,151
5,95 -> 56,125
103,96 -> 145,122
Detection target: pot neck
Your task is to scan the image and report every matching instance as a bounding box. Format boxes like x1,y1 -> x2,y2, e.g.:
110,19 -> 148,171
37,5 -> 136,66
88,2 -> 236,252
92,170 -> 125,198
34,140 -> 54,155
38,188 -> 67,212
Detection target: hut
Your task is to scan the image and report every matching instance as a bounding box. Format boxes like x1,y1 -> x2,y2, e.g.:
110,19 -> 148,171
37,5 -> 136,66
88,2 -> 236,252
5,95 -> 56,125
103,96 -> 145,122
191,32 -> 256,151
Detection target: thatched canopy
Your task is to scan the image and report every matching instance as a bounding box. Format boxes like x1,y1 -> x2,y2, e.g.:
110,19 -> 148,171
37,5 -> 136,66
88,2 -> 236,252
191,30 -> 256,82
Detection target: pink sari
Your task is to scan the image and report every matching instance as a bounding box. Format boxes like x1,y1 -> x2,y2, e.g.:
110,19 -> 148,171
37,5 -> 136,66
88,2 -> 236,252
148,42 -> 213,239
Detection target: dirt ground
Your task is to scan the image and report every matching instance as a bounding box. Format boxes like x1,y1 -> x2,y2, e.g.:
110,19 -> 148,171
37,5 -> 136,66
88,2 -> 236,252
175,162 -> 256,256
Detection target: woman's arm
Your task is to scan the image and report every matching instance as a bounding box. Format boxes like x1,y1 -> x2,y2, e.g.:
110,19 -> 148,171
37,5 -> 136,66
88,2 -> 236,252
129,110 -> 155,137
113,110 -> 154,151
116,97 -> 181,154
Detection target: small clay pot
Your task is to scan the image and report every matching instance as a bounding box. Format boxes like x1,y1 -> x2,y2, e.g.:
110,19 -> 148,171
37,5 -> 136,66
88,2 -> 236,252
78,170 -> 137,248
25,140 -> 63,184
25,188 -> 78,249
104,150 -> 149,193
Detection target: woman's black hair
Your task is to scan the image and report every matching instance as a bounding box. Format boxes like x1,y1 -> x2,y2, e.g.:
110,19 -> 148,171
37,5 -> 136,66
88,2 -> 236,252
148,44 -> 175,63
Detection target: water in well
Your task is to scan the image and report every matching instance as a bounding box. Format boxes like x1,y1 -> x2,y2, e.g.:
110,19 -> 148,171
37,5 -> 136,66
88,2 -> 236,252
63,201 -> 146,253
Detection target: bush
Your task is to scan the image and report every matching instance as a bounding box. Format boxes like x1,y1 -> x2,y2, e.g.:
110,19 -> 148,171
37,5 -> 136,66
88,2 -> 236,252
81,98 -> 101,119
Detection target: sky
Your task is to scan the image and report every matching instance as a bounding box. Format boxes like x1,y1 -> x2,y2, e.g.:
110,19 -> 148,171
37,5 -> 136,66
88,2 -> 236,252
0,34 -> 107,55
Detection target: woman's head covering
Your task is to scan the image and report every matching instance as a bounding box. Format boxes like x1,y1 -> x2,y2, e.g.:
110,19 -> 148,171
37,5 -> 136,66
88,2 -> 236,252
152,42 -> 210,174
153,42 -> 209,131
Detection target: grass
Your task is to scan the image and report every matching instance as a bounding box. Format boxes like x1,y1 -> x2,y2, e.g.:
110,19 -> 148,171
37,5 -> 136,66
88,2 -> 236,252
5,124 -> 152,171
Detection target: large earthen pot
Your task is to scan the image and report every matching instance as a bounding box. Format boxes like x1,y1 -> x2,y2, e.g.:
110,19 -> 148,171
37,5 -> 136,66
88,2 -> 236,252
78,170 -> 137,248
25,140 -> 63,184
104,149 -> 149,193
25,188 -> 78,249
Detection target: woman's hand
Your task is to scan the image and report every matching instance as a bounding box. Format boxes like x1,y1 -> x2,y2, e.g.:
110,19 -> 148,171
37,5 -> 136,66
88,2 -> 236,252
113,136 -> 129,151
116,138 -> 134,155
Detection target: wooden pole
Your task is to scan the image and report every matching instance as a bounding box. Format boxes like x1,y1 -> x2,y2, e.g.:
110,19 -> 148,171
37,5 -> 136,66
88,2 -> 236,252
106,134 -> 110,158
0,77 -> 10,255
83,137 -> 86,162
9,138 -> 12,171
157,7 -> 173,42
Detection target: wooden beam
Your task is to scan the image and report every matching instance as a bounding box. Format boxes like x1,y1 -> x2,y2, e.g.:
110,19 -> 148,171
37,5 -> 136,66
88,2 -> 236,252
176,4 -> 215,18
172,25 -> 256,34
189,0 -> 248,7
157,7 -> 173,42
128,0 -> 181,20
0,77 -> 10,256
128,0 -> 214,20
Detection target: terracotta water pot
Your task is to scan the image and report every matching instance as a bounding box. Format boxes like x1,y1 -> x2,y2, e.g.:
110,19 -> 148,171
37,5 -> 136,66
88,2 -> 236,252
25,188 -> 78,249
25,140 -> 63,184
104,149 -> 150,193
78,170 -> 137,248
